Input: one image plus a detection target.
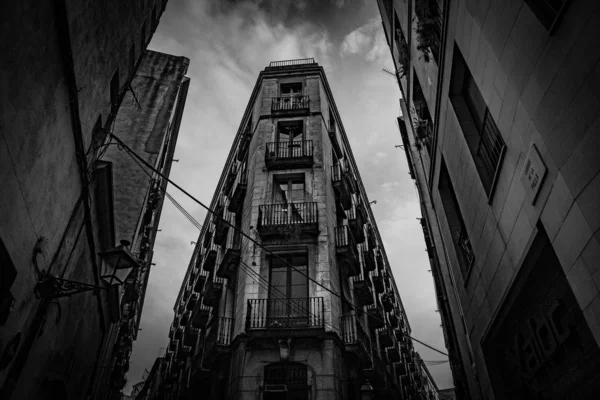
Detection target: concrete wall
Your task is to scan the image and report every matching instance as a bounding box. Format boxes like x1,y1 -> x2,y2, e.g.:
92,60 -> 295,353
381,0 -> 600,398
0,1 -> 171,398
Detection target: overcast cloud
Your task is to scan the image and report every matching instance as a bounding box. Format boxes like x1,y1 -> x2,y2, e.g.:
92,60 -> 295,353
126,0 -> 452,393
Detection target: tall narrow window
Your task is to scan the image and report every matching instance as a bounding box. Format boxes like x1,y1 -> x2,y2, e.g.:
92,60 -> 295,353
275,121 -> 304,158
449,44 -> 506,199
268,254 -> 309,328
412,73 -> 433,153
280,82 -> 303,96
273,176 -> 305,204
438,160 -> 474,279
525,0 -> 569,31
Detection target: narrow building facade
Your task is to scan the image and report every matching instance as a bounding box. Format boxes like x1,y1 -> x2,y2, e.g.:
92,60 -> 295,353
159,59 -> 439,400
378,1 -> 600,399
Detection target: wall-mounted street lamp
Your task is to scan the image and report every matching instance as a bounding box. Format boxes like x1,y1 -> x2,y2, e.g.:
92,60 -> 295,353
35,240 -> 141,300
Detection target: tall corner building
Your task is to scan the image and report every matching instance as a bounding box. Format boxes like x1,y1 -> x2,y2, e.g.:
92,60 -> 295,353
160,59 -> 439,400
377,1 -> 600,399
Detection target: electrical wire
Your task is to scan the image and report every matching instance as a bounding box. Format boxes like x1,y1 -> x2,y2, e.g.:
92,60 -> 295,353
110,133 -> 449,358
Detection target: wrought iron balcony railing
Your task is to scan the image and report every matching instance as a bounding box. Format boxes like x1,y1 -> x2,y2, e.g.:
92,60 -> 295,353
271,95 -> 310,114
335,226 -> 360,277
347,199 -> 366,243
265,140 -> 314,169
341,314 -> 372,366
331,164 -> 353,210
257,202 -> 319,238
227,165 -> 248,212
203,316 -> 233,366
246,297 -> 324,331
217,228 -> 242,280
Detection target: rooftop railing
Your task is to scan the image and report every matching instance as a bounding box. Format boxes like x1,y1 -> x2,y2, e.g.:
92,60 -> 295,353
268,58 -> 316,68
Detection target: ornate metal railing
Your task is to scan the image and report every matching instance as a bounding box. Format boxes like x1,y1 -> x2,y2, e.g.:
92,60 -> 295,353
272,95 -> 310,112
341,314 -> 371,350
265,140 -> 313,160
335,225 -> 356,249
268,58 -> 316,68
258,202 -> 318,227
246,297 -> 324,330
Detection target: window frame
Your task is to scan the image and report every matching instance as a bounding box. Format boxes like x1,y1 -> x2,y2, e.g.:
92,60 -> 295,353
449,44 -> 506,202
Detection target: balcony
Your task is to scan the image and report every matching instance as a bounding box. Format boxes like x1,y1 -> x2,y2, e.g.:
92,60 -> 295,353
227,166 -> 247,212
388,310 -> 399,328
223,162 -> 238,196
174,326 -> 184,340
217,229 -> 242,281
191,299 -> 210,329
213,209 -> 231,246
341,314 -> 371,366
246,297 -> 324,336
394,328 -> 405,342
366,300 -> 384,329
331,164 -> 354,210
183,327 -> 200,347
202,242 -> 219,272
377,326 -> 394,349
177,344 -> 192,360
257,202 -> 319,238
186,292 -> 199,312
271,95 -> 310,116
366,224 -> 376,251
202,275 -> 224,308
381,293 -> 393,312
194,269 -> 209,293
237,127 -> 253,161
386,343 -> 401,364
394,359 -> 408,376
376,249 -> 384,270
180,310 -> 191,326
361,244 -> 376,272
265,140 -> 314,170
347,200 -> 366,243
202,316 -> 233,366
335,226 -> 360,277
352,266 -> 373,307
371,267 -> 384,294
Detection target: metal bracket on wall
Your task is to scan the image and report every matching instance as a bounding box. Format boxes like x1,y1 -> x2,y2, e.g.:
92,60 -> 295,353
34,274 -> 102,299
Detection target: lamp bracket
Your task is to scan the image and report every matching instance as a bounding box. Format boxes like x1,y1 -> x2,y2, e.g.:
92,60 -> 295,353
35,273 -> 104,300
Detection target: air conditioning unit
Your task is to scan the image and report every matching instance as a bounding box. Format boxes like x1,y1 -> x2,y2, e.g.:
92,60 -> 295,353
264,384 -> 288,392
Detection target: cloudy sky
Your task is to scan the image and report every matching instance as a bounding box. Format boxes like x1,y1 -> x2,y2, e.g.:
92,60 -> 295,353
126,0 -> 452,393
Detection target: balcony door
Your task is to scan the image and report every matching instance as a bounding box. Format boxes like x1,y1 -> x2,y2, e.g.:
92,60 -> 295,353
268,254 -> 309,328
273,175 -> 305,224
276,121 -> 304,158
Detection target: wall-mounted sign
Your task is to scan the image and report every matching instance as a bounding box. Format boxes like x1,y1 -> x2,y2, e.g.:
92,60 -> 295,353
520,144 -> 547,204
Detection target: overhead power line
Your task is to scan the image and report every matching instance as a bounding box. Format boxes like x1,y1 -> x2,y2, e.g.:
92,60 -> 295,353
111,133 -> 449,358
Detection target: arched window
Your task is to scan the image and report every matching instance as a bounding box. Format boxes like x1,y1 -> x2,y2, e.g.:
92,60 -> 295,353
263,363 -> 308,400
